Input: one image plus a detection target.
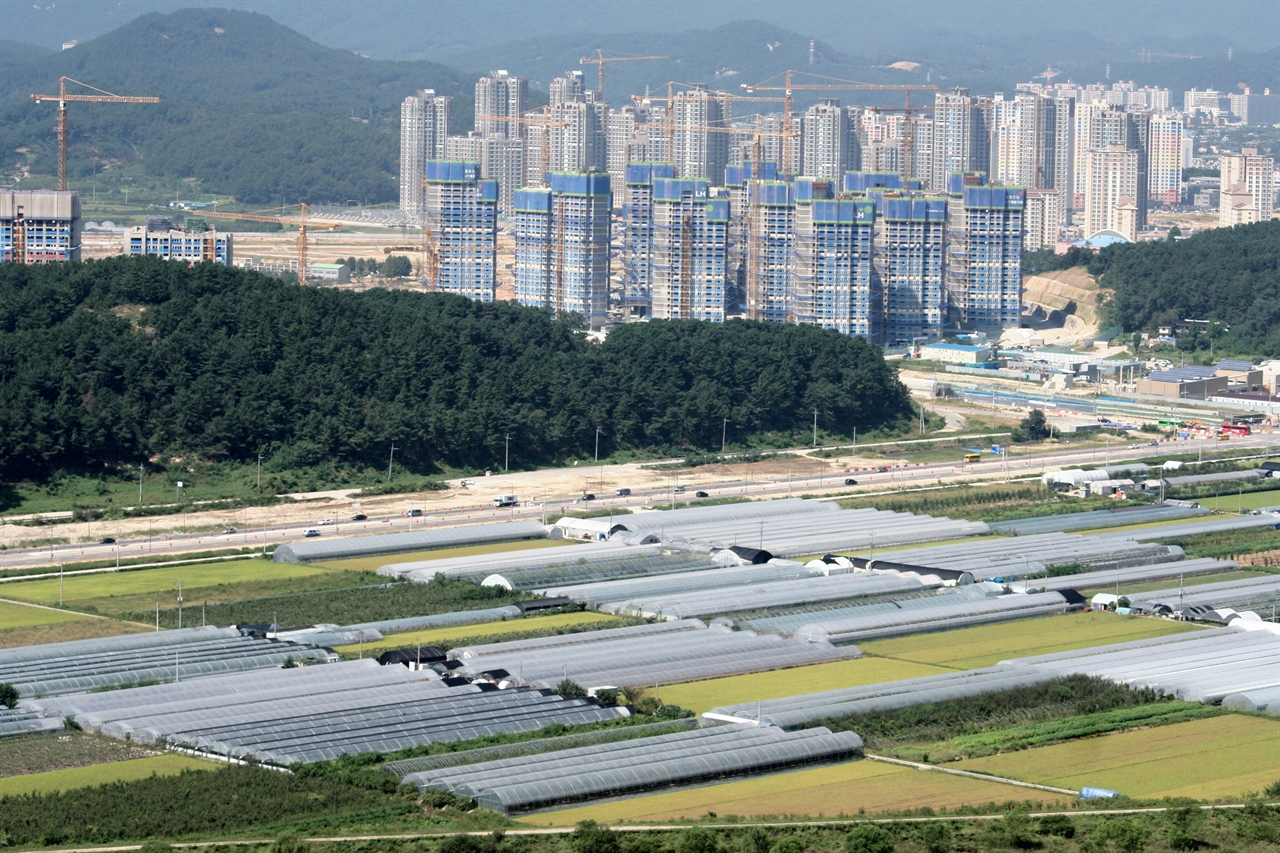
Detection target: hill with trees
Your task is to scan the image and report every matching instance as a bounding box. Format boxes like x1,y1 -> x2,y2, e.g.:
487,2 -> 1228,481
0,258 -> 914,481
1086,220 -> 1280,359
0,9 -> 479,204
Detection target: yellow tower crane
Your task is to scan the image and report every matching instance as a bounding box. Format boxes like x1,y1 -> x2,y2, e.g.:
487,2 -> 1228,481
578,50 -> 668,100
30,77 -> 161,191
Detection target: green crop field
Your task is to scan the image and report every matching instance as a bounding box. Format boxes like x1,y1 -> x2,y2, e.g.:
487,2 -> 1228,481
859,611 -> 1203,670
1195,489 -> 1280,511
0,599 -> 94,628
321,537 -> 573,571
527,757 -> 1072,825
1,559 -> 334,607
336,610 -> 626,652
656,658 -> 953,715
1078,569 -> 1274,597
0,618 -> 147,650
957,714 -> 1280,801
0,754 -> 216,798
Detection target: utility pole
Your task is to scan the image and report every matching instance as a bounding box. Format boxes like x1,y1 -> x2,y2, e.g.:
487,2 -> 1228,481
257,454 -> 264,489
505,434 -> 511,471
594,427 -> 601,463
387,443 -> 398,482
813,408 -> 819,447
176,580 -> 183,629
138,463 -> 144,503
722,418 -> 729,453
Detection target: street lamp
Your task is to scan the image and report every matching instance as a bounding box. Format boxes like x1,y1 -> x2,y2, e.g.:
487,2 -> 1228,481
257,453 -> 264,489
813,408 -> 819,448
505,434 -> 511,471
387,443 -> 398,482
722,418 -> 730,453
595,427 -> 601,463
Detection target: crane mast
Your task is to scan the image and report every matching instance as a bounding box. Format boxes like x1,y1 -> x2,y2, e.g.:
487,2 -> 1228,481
30,77 -> 161,191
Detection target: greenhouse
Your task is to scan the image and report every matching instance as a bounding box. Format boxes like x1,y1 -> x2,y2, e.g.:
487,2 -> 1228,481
1030,558 -> 1239,594
272,520 -> 547,563
790,590 -> 1076,644
0,627 -> 334,698
988,503 -> 1208,535
540,560 -> 828,608
402,723 -> 864,814
1128,575 -> 1280,619
0,707 -> 63,738
450,621 -> 859,689
1222,687 -> 1280,714
870,531 -> 1184,579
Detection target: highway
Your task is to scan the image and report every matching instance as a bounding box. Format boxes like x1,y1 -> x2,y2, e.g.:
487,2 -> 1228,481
3,431 -> 1275,571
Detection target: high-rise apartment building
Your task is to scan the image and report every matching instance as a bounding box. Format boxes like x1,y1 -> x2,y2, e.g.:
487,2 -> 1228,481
548,72 -> 607,174
443,133 -> 525,217
400,89 -> 452,215
475,71 -> 527,139
1148,114 -> 1185,206
1228,88 -> 1280,126
946,175 -> 1024,333
878,195 -> 947,347
620,162 -> 677,316
1023,189 -> 1060,252
744,180 -> 795,323
1077,105 -> 1149,231
126,221 -> 232,265
650,178 -> 729,321
422,161 -> 498,301
513,172 -> 611,329
725,161 -> 779,305
792,180 -> 878,338
1084,144 -> 1140,241
801,100 -> 856,180
607,105 -> 642,190
0,189 -> 81,263
1219,147 -> 1275,227
929,89 -> 990,192
671,85 -> 729,182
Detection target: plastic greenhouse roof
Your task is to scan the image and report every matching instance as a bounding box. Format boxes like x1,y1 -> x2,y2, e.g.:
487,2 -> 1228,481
272,520 -> 547,563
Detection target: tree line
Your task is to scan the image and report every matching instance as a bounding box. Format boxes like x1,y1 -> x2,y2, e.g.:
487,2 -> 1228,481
0,257 -> 915,481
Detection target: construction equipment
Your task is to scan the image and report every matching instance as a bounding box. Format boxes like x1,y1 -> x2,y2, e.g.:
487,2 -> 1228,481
579,50 -> 668,100
30,77 -> 161,191
864,93 -> 935,181
199,204 -> 342,286
475,111 -> 570,187
740,70 -> 936,173
1035,65 -> 1062,84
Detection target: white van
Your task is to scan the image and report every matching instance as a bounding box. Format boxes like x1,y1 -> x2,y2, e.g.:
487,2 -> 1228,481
493,494 -> 518,507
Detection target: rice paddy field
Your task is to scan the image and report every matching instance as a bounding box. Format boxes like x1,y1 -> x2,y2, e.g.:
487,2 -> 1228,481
0,754 -> 214,797
526,758 -> 1073,825
1,559 -> 332,606
319,537 -> 574,572
335,610 -> 628,653
956,714 -> 1280,801
0,599 -> 146,649
655,658 -> 953,715
859,611 -> 1204,670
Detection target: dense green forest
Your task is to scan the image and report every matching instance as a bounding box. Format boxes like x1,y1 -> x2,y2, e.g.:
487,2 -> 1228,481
0,9 -> 478,204
0,258 -> 913,481
1091,220 -> 1280,358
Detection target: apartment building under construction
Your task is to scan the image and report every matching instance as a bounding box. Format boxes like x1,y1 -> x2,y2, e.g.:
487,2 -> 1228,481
423,160 -> 498,301
0,189 -> 81,264
650,177 -> 729,322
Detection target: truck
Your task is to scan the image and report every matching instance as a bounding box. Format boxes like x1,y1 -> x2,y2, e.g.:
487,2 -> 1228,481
493,494 -> 518,507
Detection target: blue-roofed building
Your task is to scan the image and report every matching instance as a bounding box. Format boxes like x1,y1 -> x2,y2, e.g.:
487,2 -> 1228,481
651,178 -> 729,321
746,180 -> 796,323
513,172 -> 611,329
945,172 -> 1025,334
423,161 -> 497,301
879,195 -> 948,348
793,180 -> 878,339
620,163 -> 677,318
1137,365 -> 1227,399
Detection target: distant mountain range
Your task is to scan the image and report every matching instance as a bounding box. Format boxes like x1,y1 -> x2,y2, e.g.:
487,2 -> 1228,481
1,7 -> 1275,206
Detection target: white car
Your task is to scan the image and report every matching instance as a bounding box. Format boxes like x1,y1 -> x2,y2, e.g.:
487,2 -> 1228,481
303,528 -> 321,538
317,518 -> 335,526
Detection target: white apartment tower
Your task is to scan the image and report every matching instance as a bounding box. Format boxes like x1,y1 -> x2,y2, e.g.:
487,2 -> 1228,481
1084,144 -> 1140,241
1219,147 -> 1275,227
399,89 -> 452,215
929,88 -> 990,192
475,71 -> 527,138
801,99 -> 856,180
671,85 -> 729,182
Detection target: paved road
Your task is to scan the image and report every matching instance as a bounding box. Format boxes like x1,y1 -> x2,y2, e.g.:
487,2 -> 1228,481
3,432 -> 1273,571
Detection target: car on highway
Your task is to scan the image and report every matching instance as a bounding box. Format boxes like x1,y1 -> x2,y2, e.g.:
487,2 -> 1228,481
317,518 -> 335,525
673,486 -> 686,494
351,514 -> 367,521
695,491 -> 709,498
404,509 -> 423,517
303,528 -> 321,537
98,537 -> 116,545
222,527 -> 237,534
875,466 -> 890,473
615,487 -> 631,497
581,493 -> 596,501
844,478 -> 858,486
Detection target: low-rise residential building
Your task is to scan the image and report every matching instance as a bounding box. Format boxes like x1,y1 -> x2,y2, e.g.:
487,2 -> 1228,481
126,224 -> 232,265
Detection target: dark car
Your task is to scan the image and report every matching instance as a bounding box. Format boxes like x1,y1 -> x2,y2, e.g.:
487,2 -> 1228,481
875,466 -> 890,473
695,490 -> 709,498
405,508 -> 423,517
351,514 -> 368,521
99,537 -> 116,545
844,478 -> 858,486
581,493 -> 596,501
615,487 -> 631,497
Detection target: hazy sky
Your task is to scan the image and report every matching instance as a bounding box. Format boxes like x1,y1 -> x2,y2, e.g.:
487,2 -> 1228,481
4,0 -> 1278,57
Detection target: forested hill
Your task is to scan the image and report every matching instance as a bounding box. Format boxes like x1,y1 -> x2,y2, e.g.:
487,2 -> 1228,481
0,259 -> 913,481
1092,220 -> 1280,359
0,9 -> 476,205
